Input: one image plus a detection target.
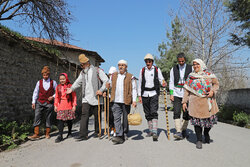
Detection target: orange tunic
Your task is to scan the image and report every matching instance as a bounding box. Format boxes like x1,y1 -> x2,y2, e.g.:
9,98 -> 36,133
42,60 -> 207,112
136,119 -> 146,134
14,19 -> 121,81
54,85 -> 77,111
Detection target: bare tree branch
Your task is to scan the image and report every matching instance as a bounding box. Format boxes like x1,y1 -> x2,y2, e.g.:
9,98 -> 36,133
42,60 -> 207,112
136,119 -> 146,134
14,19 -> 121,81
0,0 -> 71,42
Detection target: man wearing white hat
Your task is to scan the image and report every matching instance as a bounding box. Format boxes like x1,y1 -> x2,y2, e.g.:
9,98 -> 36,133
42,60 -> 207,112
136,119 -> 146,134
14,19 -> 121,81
138,53 -> 166,141
106,60 -> 137,144
66,54 -> 108,141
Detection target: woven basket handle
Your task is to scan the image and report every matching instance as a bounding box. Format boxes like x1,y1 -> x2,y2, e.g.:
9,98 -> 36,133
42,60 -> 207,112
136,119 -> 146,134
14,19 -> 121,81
130,106 -> 137,114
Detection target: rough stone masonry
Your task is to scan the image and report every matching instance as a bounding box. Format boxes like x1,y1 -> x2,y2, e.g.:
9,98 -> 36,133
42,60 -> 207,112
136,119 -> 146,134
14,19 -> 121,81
0,30 -> 81,121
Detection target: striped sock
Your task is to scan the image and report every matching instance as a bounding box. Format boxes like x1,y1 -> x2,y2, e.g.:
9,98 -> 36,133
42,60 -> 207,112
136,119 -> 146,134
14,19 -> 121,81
152,119 -> 158,134
148,120 -> 153,133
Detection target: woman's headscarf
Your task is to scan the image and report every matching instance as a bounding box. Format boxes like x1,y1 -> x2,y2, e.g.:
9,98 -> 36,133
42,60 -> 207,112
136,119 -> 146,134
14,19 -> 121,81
58,73 -> 72,103
60,73 -> 70,85
184,59 -> 217,97
184,59 -> 217,111
189,59 -> 216,79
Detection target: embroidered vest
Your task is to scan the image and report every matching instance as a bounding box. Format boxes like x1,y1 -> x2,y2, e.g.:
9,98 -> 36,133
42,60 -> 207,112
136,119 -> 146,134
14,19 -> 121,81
38,80 -> 54,104
141,66 -> 160,96
173,64 -> 192,87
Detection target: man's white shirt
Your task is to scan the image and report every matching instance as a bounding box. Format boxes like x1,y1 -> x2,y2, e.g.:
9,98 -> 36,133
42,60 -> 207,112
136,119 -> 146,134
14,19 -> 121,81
109,72 -> 137,103
138,66 -> 164,97
169,64 -> 186,98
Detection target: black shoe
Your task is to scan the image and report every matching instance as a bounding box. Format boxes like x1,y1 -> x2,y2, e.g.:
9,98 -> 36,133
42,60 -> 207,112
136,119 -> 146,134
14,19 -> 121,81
66,133 -> 72,138
55,136 -> 63,143
152,133 -> 158,141
204,135 -> 210,144
196,141 -> 202,149
112,136 -> 124,144
74,135 -> 83,139
75,135 -> 88,141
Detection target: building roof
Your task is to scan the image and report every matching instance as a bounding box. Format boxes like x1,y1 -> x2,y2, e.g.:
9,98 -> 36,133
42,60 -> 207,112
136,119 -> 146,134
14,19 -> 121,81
24,37 -> 105,63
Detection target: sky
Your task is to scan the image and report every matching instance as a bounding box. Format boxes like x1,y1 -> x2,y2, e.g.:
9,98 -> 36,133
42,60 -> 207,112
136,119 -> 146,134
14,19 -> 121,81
1,0 -> 249,81
1,0 -> 179,78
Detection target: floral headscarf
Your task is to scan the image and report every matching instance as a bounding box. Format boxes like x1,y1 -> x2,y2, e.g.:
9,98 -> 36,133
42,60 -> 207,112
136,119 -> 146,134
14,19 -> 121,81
184,59 -> 217,111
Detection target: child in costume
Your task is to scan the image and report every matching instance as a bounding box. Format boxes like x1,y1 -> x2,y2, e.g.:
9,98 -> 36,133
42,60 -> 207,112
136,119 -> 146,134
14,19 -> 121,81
29,66 -> 57,140
54,73 -> 77,143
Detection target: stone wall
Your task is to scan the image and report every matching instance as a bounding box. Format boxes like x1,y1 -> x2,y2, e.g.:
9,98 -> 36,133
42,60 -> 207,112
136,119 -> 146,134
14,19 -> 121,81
218,88 -> 250,113
0,32 -> 82,121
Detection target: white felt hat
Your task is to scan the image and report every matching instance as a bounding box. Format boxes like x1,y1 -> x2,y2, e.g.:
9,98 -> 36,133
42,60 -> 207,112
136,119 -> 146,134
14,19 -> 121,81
108,66 -> 117,74
118,60 -> 128,66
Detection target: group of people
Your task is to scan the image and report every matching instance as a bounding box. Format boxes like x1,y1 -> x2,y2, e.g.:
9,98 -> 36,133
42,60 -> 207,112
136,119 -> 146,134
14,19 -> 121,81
28,52 -> 219,149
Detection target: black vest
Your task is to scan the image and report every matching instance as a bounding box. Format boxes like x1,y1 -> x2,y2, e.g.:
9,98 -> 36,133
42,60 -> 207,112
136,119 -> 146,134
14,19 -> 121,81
141,66 -> 160,96
173,64 -> 192,86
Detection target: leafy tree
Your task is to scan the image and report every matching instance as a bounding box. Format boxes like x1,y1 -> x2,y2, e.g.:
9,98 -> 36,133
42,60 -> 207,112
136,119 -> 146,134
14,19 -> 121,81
225,0 -> 250,47
0,0 -> 71,42
155,16 -> 193,84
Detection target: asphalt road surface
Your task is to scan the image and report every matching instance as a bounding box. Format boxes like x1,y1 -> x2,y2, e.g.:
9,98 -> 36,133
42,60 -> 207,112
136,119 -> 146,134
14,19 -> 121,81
0,103 -> 250,167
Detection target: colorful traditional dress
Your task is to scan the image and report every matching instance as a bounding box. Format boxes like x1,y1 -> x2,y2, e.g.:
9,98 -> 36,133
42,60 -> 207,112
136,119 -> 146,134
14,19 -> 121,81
54,73 -> 77,121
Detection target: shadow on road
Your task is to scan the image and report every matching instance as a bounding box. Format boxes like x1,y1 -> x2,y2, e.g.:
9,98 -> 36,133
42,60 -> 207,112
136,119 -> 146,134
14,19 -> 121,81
50,129 -> 78,138
159,106 -> 173,112
128,130 -> 144,140
170,128 -> 196,143
158,128 -> 170,137
142,128 -> 170,138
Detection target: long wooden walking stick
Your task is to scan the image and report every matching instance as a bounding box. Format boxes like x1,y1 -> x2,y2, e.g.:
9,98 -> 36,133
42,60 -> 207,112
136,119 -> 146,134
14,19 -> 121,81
163,85 -> 170,140
98,95 -> 101,138
104,95 -> 107,136
107,89 -> 110,139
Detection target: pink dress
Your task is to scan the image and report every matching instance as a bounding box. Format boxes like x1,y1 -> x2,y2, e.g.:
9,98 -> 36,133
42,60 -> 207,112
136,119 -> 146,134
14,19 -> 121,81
54,84 -> 77,121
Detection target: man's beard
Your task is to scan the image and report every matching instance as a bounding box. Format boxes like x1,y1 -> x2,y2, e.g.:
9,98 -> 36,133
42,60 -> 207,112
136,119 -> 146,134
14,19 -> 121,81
119,68 -> 125,73
83,67 -> 89,73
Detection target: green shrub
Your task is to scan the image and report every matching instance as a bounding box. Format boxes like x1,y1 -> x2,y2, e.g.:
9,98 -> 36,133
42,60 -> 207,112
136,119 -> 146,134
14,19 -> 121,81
233,112 -> 249,127
217,105 -> 235,121
0,119 -> 33,148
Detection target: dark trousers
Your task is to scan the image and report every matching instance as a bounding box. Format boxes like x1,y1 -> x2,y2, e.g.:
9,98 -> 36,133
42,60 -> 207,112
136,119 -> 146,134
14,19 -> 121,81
57,120 -> 73,136
79,103 -> 101,137
173,96 -> 189,120
112,103 -> 130,137
109,102 -> 115,128
142,95 -> 159,121
194,126 -> 211,141
33,101 -> 53,128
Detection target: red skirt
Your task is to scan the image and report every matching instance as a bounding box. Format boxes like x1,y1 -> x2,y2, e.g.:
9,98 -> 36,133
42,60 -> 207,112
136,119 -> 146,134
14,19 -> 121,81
57,110 -> 76,121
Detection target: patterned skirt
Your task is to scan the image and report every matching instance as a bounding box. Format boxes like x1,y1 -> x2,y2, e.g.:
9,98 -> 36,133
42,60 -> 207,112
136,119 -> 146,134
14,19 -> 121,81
190,115 -> 217,128
57,110 -> 76,121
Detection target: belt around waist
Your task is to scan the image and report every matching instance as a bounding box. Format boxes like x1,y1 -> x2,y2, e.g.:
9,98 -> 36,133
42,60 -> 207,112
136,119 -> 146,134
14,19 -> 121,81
144,87 -> 156,91
175,84 -> 184,88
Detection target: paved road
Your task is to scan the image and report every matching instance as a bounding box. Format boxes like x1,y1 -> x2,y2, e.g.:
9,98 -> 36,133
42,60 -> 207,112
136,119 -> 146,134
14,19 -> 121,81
0,103 -> 250,167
